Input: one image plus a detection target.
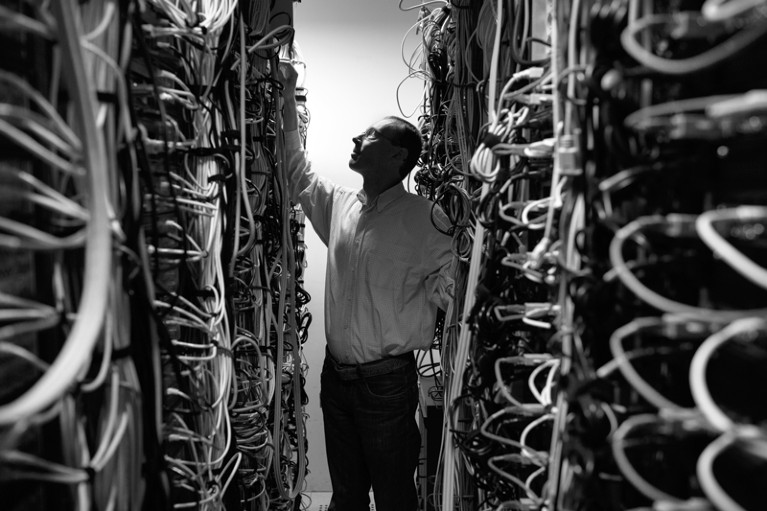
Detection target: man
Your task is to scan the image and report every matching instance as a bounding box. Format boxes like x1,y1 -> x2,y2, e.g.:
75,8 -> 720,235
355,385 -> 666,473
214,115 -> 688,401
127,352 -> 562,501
278,62 -> 453,511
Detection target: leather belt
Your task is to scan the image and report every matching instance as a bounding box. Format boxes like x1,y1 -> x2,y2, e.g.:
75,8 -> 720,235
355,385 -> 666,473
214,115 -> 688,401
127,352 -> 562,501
326,348 -> 414,381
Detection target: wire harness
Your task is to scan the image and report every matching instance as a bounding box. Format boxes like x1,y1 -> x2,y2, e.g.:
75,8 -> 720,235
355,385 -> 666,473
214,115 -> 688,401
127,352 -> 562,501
409,0 -> 767,510
0,1 -> 310,510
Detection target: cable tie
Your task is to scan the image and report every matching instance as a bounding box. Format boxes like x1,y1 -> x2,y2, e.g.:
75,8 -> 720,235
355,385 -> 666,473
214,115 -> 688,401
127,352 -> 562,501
482,133 -> 503,149
207,174 -> 228,183
221,130 -> 241,140
193,288 -> 216,298
96,91 -> 119,104
216,345 -> 234,359
188,147 -> 221,157
112,346 -> 133,360
218,144 -> 255,163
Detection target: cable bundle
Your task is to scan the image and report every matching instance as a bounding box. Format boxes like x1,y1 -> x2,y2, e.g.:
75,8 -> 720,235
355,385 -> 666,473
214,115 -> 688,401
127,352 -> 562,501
548,1 -> 767,510
1,1 -> 310,510
409,0 -> 767,510
131,1 -> 309,509
406,1 -> 560,509
0,1 -> 154,510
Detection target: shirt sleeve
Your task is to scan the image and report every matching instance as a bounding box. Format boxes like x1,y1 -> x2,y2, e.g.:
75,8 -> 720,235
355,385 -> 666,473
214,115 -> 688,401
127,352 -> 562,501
284,129 -> 336,245
422,203 -> 455,310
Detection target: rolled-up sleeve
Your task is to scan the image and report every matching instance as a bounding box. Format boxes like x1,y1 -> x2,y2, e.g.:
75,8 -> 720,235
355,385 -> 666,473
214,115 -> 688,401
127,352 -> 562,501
284,129 -> 336,245
423,204 -> 455,310
424,258 -> 455,310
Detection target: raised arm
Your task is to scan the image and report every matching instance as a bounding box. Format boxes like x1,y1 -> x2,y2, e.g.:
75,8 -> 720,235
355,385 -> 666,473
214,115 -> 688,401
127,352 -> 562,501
276,61 -> 336,246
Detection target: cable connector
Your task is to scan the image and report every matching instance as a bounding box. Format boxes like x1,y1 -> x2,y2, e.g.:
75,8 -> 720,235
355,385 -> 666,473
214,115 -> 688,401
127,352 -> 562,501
513,66 -> 545,81
523,137 -> 555,158
657,408 -> 706,428
654,498 -> 716,511
669,12 -> 730,40
517,93 -> 553,106
527,237 -> 551,270
557,134 -> 581,176
664,114 -> 720,140
707,89 -> 767,119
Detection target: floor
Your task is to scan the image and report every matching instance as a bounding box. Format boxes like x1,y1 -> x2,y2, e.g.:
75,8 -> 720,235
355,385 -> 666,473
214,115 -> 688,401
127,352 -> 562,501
304,492 -> 376,511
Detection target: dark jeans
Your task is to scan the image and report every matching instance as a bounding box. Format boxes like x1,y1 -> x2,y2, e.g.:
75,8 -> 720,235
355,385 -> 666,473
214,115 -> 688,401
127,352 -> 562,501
321,354 -> 420,511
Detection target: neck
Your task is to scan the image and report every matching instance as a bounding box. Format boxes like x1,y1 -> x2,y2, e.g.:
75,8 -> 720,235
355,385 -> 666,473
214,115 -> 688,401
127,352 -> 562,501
362,176 -> 399,202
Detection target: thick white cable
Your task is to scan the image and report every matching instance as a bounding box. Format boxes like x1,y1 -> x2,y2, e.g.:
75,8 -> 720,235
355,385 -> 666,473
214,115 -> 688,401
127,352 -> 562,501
609,318 -> 693,410
689,316 -> 767,432
620,8 -> 767,75
441,0 -> 504,506
702,0 -> 766,21
696,206 -> 767,291
696,430 -> 762,511
0,0 -> 111,426
545,1 -> 573,509
611,414 -> 683,503
609,215 -> 767,320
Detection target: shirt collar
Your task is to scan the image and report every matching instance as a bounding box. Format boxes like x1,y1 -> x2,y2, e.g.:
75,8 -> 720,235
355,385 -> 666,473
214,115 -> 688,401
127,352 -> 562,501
357,182 -> 406,213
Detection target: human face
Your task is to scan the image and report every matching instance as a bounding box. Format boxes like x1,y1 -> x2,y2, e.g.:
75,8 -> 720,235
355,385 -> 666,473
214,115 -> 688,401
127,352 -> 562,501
348,120 -> 401,175
357,127 -> 397,145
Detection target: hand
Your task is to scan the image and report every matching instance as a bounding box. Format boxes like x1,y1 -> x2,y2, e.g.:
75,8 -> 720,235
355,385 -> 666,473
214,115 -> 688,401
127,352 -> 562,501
277,61 -> 299,131
277,60 -> 299,97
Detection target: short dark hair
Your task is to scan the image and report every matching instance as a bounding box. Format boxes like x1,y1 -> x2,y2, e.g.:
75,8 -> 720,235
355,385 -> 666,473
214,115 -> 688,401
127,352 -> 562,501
384,116 -> 422,179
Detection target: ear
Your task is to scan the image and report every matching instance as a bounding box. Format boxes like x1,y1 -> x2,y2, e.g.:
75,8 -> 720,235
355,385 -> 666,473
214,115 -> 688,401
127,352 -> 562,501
393,146 -> 408,161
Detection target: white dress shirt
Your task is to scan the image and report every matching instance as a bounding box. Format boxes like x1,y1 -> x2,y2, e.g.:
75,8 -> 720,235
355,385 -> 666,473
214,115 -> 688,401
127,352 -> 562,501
283,130 -> 454,364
